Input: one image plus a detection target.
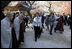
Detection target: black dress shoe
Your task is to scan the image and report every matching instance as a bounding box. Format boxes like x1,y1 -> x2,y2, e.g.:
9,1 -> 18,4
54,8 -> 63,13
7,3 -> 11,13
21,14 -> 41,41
50,33 -> 52,35
35,39 -> 37,42
54,31 -> 57,33
22,40 -> 24,42
60,31 -> 63,34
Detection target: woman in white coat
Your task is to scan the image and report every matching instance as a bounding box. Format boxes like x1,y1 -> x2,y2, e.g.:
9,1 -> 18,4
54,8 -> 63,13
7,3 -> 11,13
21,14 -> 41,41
32,12 -> 42,42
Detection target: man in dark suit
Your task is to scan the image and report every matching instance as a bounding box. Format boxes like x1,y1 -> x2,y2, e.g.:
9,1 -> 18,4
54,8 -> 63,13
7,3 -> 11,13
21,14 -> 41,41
63,13 -> 67,25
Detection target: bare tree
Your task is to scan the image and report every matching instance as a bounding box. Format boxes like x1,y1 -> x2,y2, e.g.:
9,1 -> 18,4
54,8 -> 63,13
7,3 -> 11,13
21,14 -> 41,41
19,1 -> 35,18
44,1 -> 52,13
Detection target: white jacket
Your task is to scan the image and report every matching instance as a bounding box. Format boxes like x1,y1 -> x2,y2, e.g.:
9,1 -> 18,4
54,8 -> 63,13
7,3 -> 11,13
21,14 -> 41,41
14,16 -> 20,40
1,17 -> 12,48
32,17 -> 42,28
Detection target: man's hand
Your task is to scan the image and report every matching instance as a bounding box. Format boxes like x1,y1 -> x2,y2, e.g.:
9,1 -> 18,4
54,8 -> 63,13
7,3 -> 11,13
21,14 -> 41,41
11,23 -> 14,28
20,20 -> 23,24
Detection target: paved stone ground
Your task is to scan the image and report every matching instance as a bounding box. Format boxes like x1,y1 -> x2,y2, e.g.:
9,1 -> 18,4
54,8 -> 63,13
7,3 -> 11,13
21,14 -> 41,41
19,24 -> 71,48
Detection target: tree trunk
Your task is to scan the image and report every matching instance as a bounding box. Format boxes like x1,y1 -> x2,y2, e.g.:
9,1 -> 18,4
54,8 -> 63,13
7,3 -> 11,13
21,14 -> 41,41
27,10 -> 32,18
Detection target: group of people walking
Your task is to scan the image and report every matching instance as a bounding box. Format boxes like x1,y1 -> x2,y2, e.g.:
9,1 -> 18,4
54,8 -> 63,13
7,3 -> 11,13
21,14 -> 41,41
32,12 -> 71,42
1,9 -> 71,48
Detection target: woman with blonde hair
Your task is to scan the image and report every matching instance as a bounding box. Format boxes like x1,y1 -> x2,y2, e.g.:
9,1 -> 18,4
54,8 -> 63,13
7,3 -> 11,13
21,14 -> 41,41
32,12 -> 42,42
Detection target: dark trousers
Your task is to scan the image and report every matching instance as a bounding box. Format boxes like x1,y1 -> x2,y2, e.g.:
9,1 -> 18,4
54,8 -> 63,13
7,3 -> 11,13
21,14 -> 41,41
47,25 -> 49,30
34,26 -> 41,41
42,23 -> 44,28
26,22 -> 28,27
12,28 -> 18,48
50,25 -> 53,35
63,20 -> 67,25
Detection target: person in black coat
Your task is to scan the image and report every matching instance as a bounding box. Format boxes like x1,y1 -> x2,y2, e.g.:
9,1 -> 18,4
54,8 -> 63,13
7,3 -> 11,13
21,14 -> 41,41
39,13 -> 45,28
23,16 -> 29,27
63,13 -> 67,25
42,15 -> 45,28
68,16 -> 71,29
